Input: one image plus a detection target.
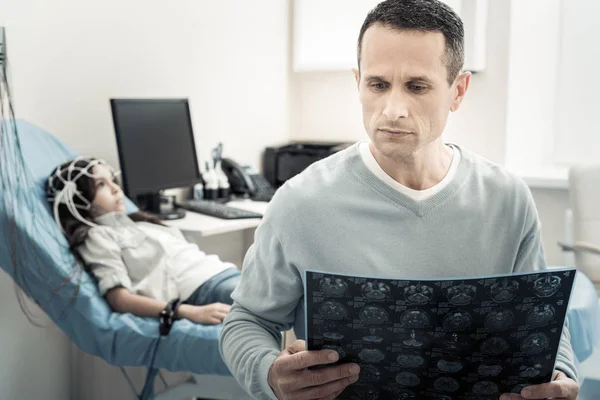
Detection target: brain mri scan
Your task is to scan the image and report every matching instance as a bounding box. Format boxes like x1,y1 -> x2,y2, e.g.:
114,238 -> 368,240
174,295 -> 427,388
489,279 -> 519,303
433,377 -> 460,393
447,283 -> 477,305
437,357 -> 463,373
319,277 -> 348,297
472,381 -> 499,396
526,304 -> 555,327
318,300 -> 348,320
395,372 -> 421,387
480,336 -> 511,355
358,348 -> 386,363
484,308 -> 515,331
359,305 -> 389,324
521,332 -> 550,355
442,311 -> 473,332
404,283 -> 434,304
358,364 -> 381,384
533,275 -> 561,297
477,361 -> 503,377
402,330 -> 425,348
400,310 -> 430,329
323,331 -> 344,341
396,351 -> 425,368
362,281 -> 391,301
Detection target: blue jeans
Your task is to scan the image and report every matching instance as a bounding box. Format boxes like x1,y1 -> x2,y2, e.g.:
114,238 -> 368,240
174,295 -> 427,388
183,268 -> 241,306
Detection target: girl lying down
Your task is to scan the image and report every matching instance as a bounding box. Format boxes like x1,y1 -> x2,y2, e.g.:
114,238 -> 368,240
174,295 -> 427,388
46,156 -> 240,325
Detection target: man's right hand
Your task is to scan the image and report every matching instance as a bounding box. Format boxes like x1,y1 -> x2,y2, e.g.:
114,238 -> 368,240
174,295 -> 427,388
267,340 -> 360,400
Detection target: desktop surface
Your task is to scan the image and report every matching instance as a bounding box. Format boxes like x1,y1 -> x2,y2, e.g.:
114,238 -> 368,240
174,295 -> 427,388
166,199 -> 268,237
177,199 -> 263,220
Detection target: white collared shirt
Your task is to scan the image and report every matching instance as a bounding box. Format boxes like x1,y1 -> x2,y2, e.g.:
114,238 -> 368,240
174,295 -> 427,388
358,141 -> 461,201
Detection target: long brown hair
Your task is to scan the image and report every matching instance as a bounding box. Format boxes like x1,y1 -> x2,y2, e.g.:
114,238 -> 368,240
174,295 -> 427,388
47,158 -> 164,251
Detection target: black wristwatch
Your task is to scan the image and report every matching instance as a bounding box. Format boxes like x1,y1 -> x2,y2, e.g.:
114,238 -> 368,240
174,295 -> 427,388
159,298 -> 181,336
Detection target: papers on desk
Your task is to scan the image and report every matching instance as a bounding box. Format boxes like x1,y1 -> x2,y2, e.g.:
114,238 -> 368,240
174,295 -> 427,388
304,268 -> 575,399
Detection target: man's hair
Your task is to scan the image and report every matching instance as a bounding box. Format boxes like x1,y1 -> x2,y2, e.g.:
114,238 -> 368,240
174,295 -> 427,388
357,0 -> 464,85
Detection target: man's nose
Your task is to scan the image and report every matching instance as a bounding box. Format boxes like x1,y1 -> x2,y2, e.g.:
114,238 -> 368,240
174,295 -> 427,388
382,89 -> 409,121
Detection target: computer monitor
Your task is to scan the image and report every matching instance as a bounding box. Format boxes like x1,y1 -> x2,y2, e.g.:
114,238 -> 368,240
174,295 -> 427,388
110,98 -> 201,219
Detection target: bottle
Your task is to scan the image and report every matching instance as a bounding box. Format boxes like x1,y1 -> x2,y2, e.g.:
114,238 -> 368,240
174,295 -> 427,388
193,182 -> 204,200
202,161 -> 219,200
215,160 -> 230,199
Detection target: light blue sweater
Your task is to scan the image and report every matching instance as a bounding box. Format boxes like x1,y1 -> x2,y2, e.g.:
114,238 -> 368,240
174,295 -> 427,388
219,143 -> 577,399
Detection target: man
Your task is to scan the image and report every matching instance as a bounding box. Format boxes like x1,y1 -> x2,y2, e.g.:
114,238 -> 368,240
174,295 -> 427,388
219,1 -> 580,399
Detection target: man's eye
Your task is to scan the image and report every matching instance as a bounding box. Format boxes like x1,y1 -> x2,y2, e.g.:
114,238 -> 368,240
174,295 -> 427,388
96,182 -> 105,188
410,85 -> 427,93
371,82 -> 388,91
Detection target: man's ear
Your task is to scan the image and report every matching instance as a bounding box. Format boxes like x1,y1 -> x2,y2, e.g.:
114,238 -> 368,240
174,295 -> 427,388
352,68 -> 360,90
450,71 -> 471,112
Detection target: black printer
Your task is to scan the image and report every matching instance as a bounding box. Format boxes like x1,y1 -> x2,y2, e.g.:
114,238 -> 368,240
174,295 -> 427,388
263,141 -> 352,188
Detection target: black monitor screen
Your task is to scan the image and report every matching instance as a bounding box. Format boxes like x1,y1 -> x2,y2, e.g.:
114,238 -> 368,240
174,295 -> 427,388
110,99 -> 201,199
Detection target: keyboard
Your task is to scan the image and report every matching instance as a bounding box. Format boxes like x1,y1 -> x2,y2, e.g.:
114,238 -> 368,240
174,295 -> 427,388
176,199 -> 263,220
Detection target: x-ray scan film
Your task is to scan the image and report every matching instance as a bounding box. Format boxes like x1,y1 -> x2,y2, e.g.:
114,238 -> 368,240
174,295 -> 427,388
304,269 -> 575,399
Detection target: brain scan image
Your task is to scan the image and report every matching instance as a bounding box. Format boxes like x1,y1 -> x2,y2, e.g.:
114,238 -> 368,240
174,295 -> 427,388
472,381 -> 499,396
433,377 -> 460,392
319,277 -> 348,297
322,345 -> 345,359
363,335 -> 384,343
362,281 -> 391,301
480,337 -> 511,355
318,300 -> 348,320
322,331 -> 344,341
400,310 -> 430,329
490,279 -> 519,303
404,283 -> 434,304
519,363 -> 544,378
442,311 -> 473,332
388,388 -> 417,399
484,308 -> 515,331
402,330 -> 424,348
533,275 -> 561,297
477,361 -> 503,377
437,357 -> 463,373
527,304 -> 555,327
359,305 -> 389,324
521,332 -> 549,355
359,348 -> 386,363
358,364 -> 381,384
395,372 -> 420,387
426,396 -> 452,400
443,332 -> 473,351
347,386 -> 380,400
446,283 -> 477,305
396,351 -> 424,368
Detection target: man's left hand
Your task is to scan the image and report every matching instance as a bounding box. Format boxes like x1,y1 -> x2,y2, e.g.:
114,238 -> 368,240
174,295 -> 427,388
500,370 -> 578,400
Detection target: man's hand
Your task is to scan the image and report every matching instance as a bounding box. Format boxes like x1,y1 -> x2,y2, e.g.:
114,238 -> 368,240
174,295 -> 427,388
500,370 -> 579,400
267,340 -> 360,400
177,302 -> 231,324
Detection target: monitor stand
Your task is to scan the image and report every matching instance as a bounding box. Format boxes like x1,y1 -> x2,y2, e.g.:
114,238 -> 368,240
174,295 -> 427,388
137,192 -> 186,220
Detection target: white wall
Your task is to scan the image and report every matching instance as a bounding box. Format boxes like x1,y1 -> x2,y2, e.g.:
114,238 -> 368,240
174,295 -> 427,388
4,0 -> 290,170
1,0 -> 290,398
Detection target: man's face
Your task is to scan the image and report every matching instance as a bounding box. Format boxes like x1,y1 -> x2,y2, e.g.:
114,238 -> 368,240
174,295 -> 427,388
354,24 -> 469,160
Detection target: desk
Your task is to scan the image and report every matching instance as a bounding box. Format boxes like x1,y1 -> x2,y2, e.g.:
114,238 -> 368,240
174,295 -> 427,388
166,199 -> 269,266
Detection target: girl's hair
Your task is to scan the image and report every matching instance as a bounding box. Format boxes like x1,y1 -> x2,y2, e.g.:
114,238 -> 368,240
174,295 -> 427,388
47,158 -> 164,251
